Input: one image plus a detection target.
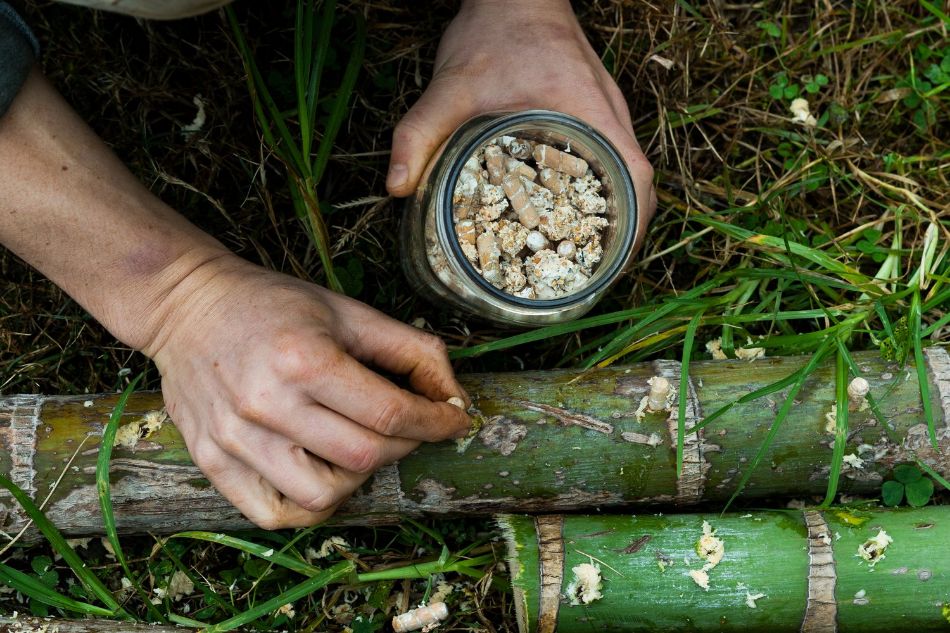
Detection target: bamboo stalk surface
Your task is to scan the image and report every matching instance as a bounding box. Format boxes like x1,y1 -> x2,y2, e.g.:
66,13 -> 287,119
0,348 -> 947,539
501,506 -> 950,633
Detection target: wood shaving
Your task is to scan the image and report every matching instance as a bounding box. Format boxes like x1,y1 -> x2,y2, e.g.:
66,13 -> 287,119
745,592 -> 766,608
705,338 -> 728,360
113,409 -> 168,450
857,529 -> 893,566
696,520 -> 725,570
689,520 -> 724,591
566,562 -> 603,605
843,453 -> 865,469
689,568 -> 710,591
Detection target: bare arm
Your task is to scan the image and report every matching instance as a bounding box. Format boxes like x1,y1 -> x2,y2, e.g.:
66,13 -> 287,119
0,69 -> 471,529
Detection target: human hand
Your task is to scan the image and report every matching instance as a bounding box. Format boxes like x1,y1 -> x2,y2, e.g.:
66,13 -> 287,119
0,69 -> 470,530
141,255 -> 471,529
386,0 -> 656,248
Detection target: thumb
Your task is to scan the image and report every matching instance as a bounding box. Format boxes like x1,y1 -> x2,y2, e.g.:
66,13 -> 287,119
387,76 -> 479,198
580,114 -> 656,251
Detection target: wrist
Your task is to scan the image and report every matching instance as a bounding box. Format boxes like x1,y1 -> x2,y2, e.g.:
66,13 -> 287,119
458,0 -> 575,23
129,244 -> 243,361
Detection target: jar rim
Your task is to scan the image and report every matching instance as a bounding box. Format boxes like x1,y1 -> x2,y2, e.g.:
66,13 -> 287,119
438,110 -> 639,310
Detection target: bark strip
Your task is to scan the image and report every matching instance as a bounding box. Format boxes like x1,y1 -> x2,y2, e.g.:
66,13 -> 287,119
0,395 -> 43,498
535,515 -> 564,633
801,510 -> 837,633
511,400 -> 613,434
654,360 -> 707,504
924,346 -> 950,426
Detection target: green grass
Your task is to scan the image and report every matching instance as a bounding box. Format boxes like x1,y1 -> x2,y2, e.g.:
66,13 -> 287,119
1,0 -> 947,630
226,0 -> 366,293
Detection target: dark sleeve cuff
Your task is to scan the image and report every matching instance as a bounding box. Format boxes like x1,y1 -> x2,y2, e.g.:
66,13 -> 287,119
0,2 -> 40,118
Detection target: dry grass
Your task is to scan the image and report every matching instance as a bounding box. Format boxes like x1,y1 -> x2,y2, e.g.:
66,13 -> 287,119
1,0 -> 947,629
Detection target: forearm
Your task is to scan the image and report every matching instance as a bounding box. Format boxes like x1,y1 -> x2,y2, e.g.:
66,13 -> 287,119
0,68 -> 230,352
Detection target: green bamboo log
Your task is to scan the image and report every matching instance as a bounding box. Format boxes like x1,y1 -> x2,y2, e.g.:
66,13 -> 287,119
0,348 -> 947,539
501,506 -> 950,633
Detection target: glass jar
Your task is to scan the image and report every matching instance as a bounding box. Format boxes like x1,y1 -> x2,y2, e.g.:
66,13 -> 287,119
400,110 -> 639,327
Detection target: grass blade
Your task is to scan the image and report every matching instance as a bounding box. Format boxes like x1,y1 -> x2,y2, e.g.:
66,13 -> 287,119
307,0 -> 337,133
312,10 -> 366,183
677,312 -> 703,478
0,474 -> 124,615
0,563 -> 115,617
202,560 -> 354,632
820,345 -> 850,507
920,0 -> 950,26
97,375 -> 165,622
295,0 -> 312,164
356,554 -> 495,583
910,289 -> 938,448
692,216 -> 879,295
171,531 -> 320,577
722,335 -> 836,512
916,459 -> 950,491
291,177 -> 342,292
226,7 -> 306,173
585,278 -> 725,368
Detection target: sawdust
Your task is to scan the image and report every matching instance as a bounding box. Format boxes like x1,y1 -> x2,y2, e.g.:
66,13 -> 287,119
112,409 -> 168,450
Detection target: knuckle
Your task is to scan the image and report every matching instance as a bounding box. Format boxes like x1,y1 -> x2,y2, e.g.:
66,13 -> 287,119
274,335 -> 345,383
372,396 -> 411,437
420,333 -> 449,359
252,513 -> 284,531
341,439 -> 385,474
231,392 -> 268,422
271,333 -> 315,381
190,441 -> 227,479
300,488 -> 338,514
209,423 -> 244,457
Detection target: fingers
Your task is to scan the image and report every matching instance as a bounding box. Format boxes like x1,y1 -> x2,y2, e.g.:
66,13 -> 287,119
201,418 -> 372,522
332,298 -> 469,405
247,399 -> 419,475
387,73 -> 479,198
299,347 -> 470,441
191,436 -> 344,530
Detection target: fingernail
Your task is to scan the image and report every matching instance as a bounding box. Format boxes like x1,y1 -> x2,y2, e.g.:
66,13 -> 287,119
387,163 -> 408,190
446,396 -> 466,409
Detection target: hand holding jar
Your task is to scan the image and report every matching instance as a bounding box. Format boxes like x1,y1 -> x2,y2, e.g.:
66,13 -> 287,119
391,0 -> 657,325
386,0 -> 656,249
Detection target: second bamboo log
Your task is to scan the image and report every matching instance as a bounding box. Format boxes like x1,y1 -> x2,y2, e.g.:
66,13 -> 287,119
501,505 -> 950,632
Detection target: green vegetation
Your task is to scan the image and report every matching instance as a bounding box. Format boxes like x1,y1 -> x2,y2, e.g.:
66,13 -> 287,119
1,0 -> 946,630
882,464 -> 936,507
226,0 -> 366,293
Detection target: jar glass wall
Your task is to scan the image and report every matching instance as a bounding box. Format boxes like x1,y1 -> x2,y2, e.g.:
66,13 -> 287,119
401,110 -> 638,327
